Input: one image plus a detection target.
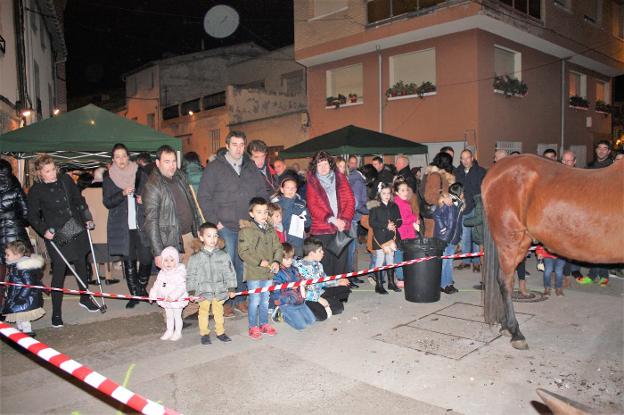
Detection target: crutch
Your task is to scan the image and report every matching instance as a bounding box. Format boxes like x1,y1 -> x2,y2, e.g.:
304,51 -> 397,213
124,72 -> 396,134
48,239 -> 107,313
85,226 -> 108,312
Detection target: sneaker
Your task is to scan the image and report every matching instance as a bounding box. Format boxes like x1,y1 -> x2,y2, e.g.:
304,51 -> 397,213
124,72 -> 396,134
201,335 -> 211,345
79,298 -> 100,312
444,285 -> 459,294
598,277 -> 609,287
271,307 -> 282,323
260,324 -> 277,336
51,316 -> 64,328
576,276 -> 593,285
248,326 -> 262,340
216,334 -> 232,342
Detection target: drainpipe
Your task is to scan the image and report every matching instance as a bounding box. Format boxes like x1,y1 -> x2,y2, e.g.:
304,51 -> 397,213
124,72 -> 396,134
377,45 -> 383,133
560,59 -> 566,153
14,0 -> 28,114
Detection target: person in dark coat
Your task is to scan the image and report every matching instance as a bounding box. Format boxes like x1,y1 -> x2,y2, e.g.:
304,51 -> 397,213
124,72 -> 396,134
103,143 -> 153,308
395,155 -> 418,193
2,240 -> 45,336
0,159 -> 31,308
434,183 -> 464,294
27,155 -> 100,327
198,131 -> 269,317
369,156 -> 395,199
453,149 -> 486,272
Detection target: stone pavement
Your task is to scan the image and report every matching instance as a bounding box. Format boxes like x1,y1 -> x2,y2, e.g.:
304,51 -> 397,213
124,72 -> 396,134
1,253 -> 622,414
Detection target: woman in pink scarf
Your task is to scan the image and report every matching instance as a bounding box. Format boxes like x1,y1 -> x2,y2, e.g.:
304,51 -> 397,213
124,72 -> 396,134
102,143 -> 153,308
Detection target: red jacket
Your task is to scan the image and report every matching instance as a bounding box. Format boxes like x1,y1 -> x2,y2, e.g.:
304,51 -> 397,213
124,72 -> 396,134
306,171 -> 355,235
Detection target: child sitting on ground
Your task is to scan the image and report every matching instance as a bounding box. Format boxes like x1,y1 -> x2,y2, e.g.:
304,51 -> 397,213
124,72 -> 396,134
187,222 -> 238,345
2,241 -> 45,336
434,183 -> 464,295
238,197 -> 284,340
536,245 -> 566,297
273,243 -> 316,330
149,246 -> 189,341
294,237 -> 351,321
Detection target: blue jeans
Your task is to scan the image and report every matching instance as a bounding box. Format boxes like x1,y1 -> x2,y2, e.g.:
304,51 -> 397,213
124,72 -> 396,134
543,258 -> 566,288
219,226 -> 246,305
441,244 -> 455,288
281,303 -> 316,330
394,249 -> 404,280
461,210 -> 479,264
247,279 -> 271,328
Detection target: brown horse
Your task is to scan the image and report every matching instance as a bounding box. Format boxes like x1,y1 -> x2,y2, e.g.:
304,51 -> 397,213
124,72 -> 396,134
481,154 -> 624,349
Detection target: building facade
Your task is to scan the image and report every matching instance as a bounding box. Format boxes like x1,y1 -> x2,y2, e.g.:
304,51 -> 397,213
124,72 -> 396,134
122,44 -> 309,163
294,0 -> 624,167
0,0 -> 67,135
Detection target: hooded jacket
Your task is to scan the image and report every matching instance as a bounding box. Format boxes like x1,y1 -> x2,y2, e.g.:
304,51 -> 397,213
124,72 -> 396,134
367,199 -> 402,249
2,255 -> 45,317
0,162 -> 30,264
149,246 -> 189,309
238,219 -> 284,281
433,200 -> 464,245
186,247 -> 237,301
198,151 -> 268,231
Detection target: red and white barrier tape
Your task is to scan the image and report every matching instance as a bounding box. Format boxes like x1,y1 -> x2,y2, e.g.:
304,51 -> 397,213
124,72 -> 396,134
0,322 -> 180,415
0,251 -> 484,300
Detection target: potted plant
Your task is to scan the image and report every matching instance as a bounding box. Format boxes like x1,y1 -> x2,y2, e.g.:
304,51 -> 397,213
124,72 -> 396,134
569,95 -> 589,109
416,81 -> 437,98
595,100 -> 612,114
326,95 -> 346,108
348,93 -> 358,103
493,75 -> 528,97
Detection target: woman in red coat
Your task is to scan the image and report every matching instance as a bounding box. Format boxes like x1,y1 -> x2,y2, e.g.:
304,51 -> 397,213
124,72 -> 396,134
306,151 -> 355,277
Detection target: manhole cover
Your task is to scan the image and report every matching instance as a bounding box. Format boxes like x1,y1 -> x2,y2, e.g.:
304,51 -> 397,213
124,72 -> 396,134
512,290 -> 547,303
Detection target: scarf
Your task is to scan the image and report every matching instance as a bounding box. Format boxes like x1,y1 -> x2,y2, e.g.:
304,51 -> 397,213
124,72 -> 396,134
109,160 -> 138,190
316,170 -> 338,217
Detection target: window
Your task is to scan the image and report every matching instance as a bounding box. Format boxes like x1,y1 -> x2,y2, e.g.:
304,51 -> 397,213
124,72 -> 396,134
146,113 -> 155,128
203,92 -> 226,110
496,141 -> 522,154
584,0 -> 602,25
613,1 -> 624,39
181,99 -> 201,115
210,129 -> 221,153
595,80 -> 609,104
127,76 -> 137,96
390,48 -> 436,87
40,16 -> 46,50
367,0 -> 448,24
497,0 -> 541,20
537,143 -> 558,156
314,0 -> 348,18
569,71 -> 587,98
326,64 -> 363,102
494,45 -> 522,79
162,105 -> 179,120
281,70 -> 304,95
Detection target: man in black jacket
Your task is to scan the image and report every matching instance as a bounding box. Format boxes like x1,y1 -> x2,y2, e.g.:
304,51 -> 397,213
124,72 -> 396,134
395,155 -> 418,192
453,149 -> 486,272
369,156 -> 395,199
198,131 -> 268,317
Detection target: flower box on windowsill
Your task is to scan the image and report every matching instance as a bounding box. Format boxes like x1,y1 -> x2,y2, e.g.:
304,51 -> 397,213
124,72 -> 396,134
325,100 -> 363,109
595,110 -> 611,116
387,92 -> 437,101
493,89 -> 526,98
569,105 -> 588,111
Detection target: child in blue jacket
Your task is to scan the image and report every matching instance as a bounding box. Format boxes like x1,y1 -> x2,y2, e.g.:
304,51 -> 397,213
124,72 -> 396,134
434,183 -> 464,294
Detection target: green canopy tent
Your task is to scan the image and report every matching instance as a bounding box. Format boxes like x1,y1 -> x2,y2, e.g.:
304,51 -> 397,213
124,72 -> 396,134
0,104 -> 181,169
279,125 -> 428,159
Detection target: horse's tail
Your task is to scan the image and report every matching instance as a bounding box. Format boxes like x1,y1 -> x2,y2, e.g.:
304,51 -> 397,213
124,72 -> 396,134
482,216 -> 505,325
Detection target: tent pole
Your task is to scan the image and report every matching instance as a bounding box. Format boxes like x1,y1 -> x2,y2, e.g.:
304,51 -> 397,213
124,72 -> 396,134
177,151 -> 181,168
17,158 -> 25,184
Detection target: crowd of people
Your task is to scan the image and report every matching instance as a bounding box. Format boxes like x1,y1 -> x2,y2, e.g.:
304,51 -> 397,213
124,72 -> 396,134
0,132 -> 622,340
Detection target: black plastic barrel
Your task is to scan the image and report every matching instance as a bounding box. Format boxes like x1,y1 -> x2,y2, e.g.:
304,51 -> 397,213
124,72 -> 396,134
402,238 -> 446,303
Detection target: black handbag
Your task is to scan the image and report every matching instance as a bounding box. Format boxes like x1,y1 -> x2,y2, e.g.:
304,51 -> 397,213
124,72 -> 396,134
325,231 -> 353,257
53,178 -> 85,246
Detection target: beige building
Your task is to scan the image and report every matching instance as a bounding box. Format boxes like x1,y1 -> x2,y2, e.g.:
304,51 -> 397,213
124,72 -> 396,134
0,0 -> 67,134
121,45 -> 309,163
294,0 -> 624,167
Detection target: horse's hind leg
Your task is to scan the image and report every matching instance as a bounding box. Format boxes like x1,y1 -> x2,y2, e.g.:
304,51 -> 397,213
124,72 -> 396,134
498,269 -> 528,349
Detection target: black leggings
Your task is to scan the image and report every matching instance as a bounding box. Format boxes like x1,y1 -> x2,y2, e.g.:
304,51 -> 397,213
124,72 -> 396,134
516,260 -> 526,281
305,286 -> 351,321
51,255 -> 89,318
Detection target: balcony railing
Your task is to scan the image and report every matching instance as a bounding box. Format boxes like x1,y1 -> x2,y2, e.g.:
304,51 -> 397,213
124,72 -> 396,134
367,0 -> 452,24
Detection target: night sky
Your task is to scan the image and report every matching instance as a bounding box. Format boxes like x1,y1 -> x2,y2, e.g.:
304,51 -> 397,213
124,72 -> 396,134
63,0 -> 294,98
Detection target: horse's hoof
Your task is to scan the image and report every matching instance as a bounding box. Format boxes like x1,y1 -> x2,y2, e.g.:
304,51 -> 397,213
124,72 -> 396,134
499,328 -> 512,337
511,339 -> 529,350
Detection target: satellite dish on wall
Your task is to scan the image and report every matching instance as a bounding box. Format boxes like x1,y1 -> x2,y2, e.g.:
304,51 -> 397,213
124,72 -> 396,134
203,5 -> 240,39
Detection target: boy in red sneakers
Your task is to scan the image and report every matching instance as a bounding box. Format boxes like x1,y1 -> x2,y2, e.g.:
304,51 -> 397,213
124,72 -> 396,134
238,197 -> 284,340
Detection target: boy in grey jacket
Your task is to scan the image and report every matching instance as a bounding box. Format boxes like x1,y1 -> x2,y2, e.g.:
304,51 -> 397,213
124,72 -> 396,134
187,222 -> 237,345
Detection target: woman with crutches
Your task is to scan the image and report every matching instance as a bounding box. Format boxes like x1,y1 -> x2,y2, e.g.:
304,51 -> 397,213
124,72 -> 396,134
27,155 -> 100,328
103,143 -> 153,309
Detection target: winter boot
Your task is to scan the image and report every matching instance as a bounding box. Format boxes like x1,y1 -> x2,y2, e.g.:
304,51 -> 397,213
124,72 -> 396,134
386,269 -> 402,292
123,260 -> 140,309
374,271 -> 389,295
137,263 -> 152,297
